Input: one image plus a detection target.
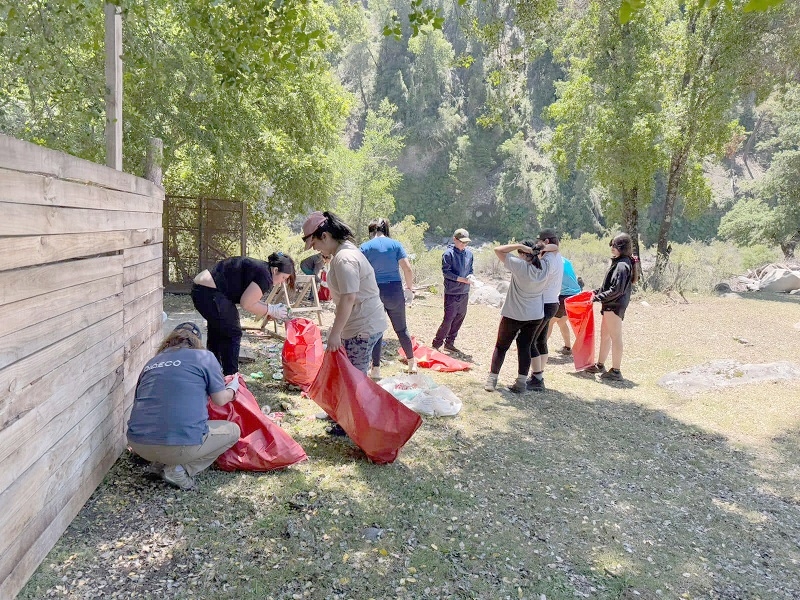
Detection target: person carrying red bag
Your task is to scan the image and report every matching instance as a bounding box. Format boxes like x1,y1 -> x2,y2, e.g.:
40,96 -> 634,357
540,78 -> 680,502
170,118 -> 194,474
301,211 -> 387,436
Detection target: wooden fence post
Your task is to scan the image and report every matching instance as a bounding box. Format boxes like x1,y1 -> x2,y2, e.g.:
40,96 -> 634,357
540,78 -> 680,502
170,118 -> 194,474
145,137 -> 163,187
104,3 -> 122,170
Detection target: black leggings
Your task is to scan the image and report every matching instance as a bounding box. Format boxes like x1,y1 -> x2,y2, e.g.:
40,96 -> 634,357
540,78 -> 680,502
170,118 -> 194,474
191,284 -> 241,375
530,302 -> 559,358
372,281 -> 414,367
490,316 -> 541,376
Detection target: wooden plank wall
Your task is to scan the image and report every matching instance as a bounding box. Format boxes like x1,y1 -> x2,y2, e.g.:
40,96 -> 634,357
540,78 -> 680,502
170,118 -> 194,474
0,134 -> 164,598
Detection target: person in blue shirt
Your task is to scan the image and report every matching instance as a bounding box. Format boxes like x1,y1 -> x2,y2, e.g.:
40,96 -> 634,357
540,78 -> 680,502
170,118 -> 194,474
360,218 -> 417,377
548,255 -> 584,356
432,228 -> 474,353
127,322 -> 241,490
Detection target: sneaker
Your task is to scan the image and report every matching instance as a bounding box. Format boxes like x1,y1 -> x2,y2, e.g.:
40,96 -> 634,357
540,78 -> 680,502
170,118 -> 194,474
315,411 -> 334,421
583,363 -> 606,374
162,465 -> 195,490
508,381 -> 527,394
406,359 -> 418,374
558,346 -> 572,356
484,374 -> 498,392
432,341 -> 442,351
326,423 -> 348,437
369,366 -> 381,380
600,368 -> 623,381
443,343 -> 461,353
526,377 -> 545,392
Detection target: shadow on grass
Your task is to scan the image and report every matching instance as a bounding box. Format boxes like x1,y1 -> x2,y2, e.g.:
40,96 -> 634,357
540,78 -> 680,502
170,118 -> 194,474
21,389 -> 799,600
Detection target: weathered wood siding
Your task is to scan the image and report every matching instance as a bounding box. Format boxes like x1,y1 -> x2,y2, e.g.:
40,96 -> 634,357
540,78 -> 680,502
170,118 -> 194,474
0,134 -> 164,598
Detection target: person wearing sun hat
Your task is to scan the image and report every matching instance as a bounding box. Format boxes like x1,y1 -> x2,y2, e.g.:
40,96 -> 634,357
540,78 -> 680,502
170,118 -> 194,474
431,227 -> 474,353
126,322 -> 241,490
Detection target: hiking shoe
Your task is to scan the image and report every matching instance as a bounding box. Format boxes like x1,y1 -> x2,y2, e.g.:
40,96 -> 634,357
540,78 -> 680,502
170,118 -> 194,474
443,343 -> 461,353
326,423 -> 348,437
508,381 -> 527,394
600,368 -> 623,381
432,341 -> 442,351
162,465 -> 195,490
484,374 -> 498,392
557,346 -> 572,356
583,363 -> 606,374
526,377 -> 545,392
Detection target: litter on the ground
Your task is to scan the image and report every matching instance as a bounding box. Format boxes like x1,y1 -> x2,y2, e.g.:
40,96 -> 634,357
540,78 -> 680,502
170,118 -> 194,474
378,373 -> 463,417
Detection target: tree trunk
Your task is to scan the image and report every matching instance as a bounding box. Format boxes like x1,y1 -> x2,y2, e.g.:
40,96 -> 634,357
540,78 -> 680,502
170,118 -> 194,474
781,230 -> 800,259
621,186 -> 643,283
651,151 -> 687,289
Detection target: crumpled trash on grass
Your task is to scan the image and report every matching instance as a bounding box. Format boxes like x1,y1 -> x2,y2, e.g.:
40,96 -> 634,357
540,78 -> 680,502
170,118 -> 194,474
377,373 -> 463,417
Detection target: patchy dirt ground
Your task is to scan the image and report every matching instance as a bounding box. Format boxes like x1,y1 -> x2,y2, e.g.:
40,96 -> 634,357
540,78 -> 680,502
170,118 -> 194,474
20,292 -> 800,600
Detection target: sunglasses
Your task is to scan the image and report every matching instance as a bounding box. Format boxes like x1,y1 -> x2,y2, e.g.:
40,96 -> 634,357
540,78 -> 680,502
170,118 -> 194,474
302,232 -> 314,243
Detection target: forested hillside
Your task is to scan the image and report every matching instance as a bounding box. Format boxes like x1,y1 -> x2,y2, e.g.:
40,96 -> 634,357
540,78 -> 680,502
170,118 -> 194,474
1,0 -> 797,261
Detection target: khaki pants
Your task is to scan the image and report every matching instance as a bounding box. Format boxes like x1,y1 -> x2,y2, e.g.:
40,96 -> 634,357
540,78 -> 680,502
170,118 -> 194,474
128,420 -> 240,477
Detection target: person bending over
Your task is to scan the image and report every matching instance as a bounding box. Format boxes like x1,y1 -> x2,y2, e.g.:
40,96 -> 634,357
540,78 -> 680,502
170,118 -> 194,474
191,253 -> 295,375
127,322 -> 241,490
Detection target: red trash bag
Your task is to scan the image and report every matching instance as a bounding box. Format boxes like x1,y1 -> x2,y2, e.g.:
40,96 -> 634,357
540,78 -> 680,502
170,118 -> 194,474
282,318 -> 324,391
308,348 -> 423,464
398,337 -> 472,372
207,375 -> 307,471
564,291 -> 595,371
318,270 -> 330,301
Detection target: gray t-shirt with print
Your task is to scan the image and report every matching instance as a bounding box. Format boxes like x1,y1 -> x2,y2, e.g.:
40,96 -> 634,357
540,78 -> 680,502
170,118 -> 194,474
501,254 -> 551,321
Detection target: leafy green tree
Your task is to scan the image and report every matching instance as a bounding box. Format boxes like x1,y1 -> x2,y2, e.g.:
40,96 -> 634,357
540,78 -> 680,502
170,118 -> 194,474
547,0 -> 665,260
331,99 -> 405,241
719,85 -> 800,257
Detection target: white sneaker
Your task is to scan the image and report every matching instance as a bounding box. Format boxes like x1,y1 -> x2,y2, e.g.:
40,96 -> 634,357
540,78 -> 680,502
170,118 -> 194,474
484,373 -> 498,392
162,465 -> 195,490
369,366 -> 381,380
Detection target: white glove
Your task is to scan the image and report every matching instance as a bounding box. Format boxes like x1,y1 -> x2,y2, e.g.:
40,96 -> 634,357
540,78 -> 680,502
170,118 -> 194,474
225,375 -> 240,393
404,288 -> 414,305
267,303 -> 288,320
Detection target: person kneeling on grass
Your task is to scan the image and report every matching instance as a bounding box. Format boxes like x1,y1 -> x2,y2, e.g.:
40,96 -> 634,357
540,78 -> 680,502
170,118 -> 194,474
126,322 -> 241,490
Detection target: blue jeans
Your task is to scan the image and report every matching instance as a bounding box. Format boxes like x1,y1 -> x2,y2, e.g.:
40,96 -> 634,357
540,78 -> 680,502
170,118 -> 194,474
372,281 -> 415,367
343,332 -> 383,374
433,293 -> 469,348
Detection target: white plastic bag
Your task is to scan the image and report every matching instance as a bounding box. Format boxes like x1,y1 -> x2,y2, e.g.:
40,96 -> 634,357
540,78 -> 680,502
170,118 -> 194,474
378,374 -> 463,417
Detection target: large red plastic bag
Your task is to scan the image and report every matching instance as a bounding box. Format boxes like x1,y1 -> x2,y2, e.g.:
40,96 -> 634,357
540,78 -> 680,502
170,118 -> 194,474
282,318 -> 324,391
308,348 -> 423,464
398,337 -> 472,372
564,291 -> 595,371
207,375 -> 307,471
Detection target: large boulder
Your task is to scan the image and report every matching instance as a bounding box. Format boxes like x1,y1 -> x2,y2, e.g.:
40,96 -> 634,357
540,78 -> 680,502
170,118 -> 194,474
758,269 -> 800,293
470,285 -> 505,308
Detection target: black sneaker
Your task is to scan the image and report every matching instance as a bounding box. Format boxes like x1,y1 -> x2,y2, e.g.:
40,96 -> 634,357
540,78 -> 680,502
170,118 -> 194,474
583,363 -> 606,374
432,341 -> 442,351
558,346 -> 572,356
443,343 -> 461,353
600,368 -> 623,381
326,423 -> 348,437
526,377 -> 545,392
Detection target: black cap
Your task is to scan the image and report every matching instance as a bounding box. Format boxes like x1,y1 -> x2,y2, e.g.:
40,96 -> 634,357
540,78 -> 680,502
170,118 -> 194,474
173,322 -> 202,338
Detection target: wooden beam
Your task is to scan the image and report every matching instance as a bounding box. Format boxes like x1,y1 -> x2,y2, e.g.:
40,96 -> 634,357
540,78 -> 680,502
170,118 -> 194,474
104,2 -> 122,170
0,168 -> 162,214
0,294 -> 122,371
0,274 -> 121,339
0,230 -> 162,272
0,201 -> 160,236
123,272 -> 162,305
123,243 -> 162,268
123,257 -> 161,286
0,254 -> 123,307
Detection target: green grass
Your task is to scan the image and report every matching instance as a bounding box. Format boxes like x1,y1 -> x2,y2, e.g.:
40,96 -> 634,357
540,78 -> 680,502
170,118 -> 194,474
20,291 -> 800,600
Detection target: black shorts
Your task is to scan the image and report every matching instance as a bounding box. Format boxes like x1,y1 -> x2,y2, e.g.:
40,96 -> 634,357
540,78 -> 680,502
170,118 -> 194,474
555,295 -> 569,318
601,305 -> 627,321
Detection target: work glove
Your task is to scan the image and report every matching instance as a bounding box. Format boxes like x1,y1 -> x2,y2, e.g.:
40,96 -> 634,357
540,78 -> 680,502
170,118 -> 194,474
267,303 -> 288,320
225,375 -> 241,393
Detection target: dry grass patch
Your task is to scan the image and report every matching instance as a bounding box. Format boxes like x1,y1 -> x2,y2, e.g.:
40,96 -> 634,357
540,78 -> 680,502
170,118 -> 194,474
21,292 -> 800,599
